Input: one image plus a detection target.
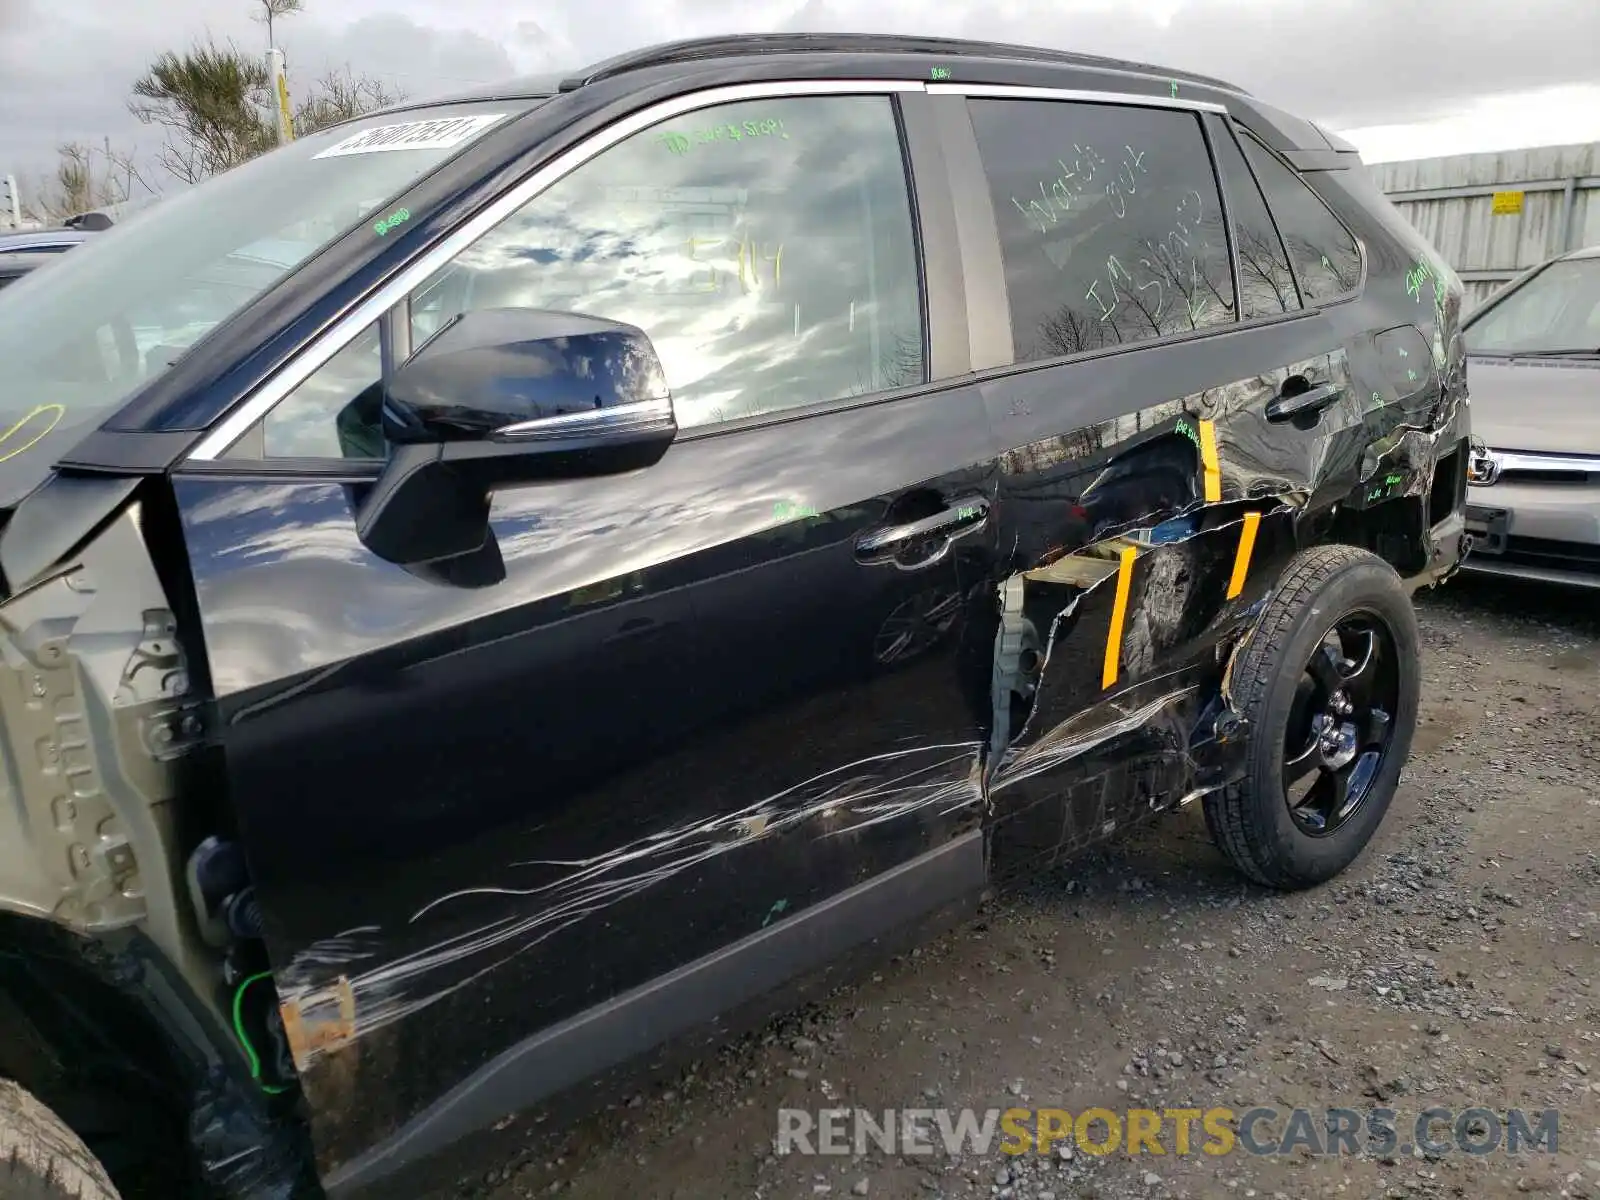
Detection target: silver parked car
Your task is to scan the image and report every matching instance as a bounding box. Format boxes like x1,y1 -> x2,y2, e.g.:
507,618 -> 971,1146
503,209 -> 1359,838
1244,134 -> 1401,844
1460,243 -> 1600,588
0,250 -> 61,291
0,228 -> 92,256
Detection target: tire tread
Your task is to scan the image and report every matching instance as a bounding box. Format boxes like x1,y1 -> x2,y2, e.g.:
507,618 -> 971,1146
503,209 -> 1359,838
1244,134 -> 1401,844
1204,544 -> 1410,888
0,1080 -> 121,1200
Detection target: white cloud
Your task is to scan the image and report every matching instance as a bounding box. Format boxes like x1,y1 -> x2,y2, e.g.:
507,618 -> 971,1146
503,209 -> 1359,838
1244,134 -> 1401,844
1,0 -> 1596,193
1339,84 -> 1600,164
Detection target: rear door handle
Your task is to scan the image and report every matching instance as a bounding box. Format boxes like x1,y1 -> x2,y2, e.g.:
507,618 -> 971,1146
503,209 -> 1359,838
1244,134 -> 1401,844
1266,382 -> 1343,423
855,495 -> 990,569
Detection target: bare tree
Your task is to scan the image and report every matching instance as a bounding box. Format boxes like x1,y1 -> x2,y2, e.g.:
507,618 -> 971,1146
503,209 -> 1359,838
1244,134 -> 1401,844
293,66 -> 403,136
252,0 -> 305,50
24,141 -> 155,222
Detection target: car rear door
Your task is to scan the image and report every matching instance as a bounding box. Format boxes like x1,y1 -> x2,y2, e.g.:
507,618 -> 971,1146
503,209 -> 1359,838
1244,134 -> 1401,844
167,82 -> 1002,1184
919,87 -> 1373,874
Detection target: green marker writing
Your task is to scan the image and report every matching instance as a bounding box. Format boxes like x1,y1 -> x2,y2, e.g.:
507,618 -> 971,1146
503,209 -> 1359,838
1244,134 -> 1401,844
374,207 -> 411,236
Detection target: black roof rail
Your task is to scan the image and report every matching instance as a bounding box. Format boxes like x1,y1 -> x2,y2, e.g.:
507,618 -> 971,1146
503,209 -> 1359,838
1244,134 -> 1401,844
557,33 -> 1246,95
63,211 -> 115,230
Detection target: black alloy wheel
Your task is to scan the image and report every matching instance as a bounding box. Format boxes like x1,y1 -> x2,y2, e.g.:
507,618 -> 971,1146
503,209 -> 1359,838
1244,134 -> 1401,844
1282,613 -> 1401,838
1203,544 -> 1421,890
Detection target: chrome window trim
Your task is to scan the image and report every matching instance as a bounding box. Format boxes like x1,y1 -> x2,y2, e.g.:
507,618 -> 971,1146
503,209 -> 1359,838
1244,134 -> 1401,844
929,81 -> 1227,115
189,77 -> 1230,461
494,397 -> 674,440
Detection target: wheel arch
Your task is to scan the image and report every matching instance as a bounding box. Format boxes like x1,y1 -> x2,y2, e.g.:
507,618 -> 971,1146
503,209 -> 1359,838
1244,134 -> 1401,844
0,914 -> 194,1185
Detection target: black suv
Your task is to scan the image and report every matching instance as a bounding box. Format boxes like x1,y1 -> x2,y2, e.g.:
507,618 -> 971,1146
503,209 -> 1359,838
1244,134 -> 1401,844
0,33 -> 1469,1200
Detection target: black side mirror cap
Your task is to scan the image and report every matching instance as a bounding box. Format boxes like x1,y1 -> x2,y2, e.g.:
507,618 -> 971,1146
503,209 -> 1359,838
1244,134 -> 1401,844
353,308 -> 678,568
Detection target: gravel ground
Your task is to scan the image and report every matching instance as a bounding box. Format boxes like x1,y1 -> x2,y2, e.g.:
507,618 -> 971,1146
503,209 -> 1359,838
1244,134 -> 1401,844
472,572 -> 1600,1200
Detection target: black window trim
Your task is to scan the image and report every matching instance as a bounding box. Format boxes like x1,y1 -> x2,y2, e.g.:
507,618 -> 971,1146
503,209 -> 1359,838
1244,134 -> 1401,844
1201,111 -> 1302,314
1231,122 -> 1368,308
1198,111 -> 1246,325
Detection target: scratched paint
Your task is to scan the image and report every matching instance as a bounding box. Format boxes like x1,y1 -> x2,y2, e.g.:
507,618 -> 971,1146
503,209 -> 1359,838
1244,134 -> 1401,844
266,369 -> 1473,1083
273,501 -> 1273,1063
275,741 -> 986,1067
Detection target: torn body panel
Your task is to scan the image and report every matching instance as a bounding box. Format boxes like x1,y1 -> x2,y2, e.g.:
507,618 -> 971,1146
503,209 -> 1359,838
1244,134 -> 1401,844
0,495 -> 314,1197
0,46 -> 1475,1200
978,228 -> 1469,877
194,232 -> 1469,1181
0,500 -> 217,1013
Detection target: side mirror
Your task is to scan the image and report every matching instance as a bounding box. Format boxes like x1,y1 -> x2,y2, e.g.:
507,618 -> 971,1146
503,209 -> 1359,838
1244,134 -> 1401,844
354,308 -> 677,567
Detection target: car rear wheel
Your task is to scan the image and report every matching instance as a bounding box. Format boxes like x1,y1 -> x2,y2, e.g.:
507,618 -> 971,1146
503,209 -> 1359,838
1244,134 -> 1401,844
0,1080 -> 121,1200
1203,544 -> 1421,889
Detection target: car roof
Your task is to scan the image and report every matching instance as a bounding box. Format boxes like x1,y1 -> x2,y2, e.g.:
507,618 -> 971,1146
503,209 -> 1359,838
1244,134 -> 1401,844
1558,243 -> 1600,262
381,32 -> 1248,109
344,32 -> 1345,158
0,228 -> 92,254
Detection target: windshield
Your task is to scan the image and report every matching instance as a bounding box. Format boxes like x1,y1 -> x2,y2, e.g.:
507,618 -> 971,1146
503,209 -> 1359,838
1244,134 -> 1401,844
0,100 -> 531,506
1464,256 -> 1600,355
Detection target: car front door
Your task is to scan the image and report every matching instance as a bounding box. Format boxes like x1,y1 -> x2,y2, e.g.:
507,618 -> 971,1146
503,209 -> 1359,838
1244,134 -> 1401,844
926,90 -> 1371,874
168,84 -> 1001,1184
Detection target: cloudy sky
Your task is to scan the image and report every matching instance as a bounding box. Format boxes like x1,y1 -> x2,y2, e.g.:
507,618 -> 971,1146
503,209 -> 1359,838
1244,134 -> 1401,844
2,0 -> 1598,198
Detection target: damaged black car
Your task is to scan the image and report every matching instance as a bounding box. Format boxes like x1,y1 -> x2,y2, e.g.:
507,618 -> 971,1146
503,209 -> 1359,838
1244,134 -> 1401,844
0,33 -> 1469,1200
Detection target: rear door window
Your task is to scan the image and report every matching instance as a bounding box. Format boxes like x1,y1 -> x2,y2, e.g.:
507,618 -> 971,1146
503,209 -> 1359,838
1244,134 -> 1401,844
1208,123 -> 1301,318
967,99 -> 1237,363
1237,133 -> 1362,303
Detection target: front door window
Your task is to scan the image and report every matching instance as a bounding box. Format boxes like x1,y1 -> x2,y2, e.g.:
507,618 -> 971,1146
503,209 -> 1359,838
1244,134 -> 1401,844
243,93 -> 926,458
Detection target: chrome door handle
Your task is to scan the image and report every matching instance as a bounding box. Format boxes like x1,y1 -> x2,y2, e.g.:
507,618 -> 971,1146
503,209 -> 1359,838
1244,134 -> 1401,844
854,495 -> 990,569
1266,382 -> 1343,423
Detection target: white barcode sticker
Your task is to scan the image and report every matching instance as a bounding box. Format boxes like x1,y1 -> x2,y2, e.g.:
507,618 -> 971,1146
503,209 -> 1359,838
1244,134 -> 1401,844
313,113 -> 508,159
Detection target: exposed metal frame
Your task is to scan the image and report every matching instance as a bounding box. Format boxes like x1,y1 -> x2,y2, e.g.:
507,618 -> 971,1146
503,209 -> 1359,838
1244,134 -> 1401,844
928,93 -> 1012,372
186,78 -> 1238,461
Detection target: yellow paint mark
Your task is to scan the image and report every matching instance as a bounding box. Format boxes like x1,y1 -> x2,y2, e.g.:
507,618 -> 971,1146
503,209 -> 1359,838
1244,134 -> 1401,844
1226,511 -> 1262,600
0,404 -> 66,464
1490,190 -> 1523,215
1197,418 -> 1221,502
1101,545 -> 1139,690
276,74 -> 295,141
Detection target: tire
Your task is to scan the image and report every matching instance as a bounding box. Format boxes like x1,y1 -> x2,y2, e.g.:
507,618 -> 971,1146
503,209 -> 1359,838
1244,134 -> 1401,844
0,1080 -> 121,1200
1203,544 -> 1421,889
